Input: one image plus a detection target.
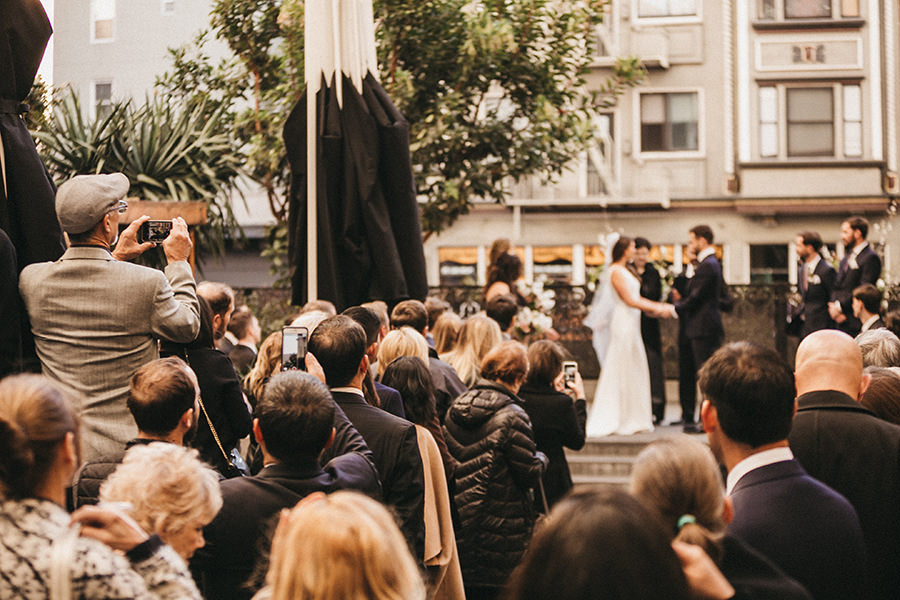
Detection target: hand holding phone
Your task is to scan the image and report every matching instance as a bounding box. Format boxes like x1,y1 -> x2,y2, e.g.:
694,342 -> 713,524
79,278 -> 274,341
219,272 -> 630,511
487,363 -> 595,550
136,220 -> 173,244
281,326 -> 308,371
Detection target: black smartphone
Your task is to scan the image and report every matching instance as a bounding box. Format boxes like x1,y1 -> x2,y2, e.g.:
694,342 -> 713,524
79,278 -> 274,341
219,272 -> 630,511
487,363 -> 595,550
137,220 -> 173,244
563,361 -> 578,384
281,326 -> 308,371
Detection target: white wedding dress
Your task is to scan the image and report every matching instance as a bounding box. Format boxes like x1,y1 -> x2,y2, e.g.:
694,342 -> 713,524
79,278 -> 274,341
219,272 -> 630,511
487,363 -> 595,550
586,265 -> 654,437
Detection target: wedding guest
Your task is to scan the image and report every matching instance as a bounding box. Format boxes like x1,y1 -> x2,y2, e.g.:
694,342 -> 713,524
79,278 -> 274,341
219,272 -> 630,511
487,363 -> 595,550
381,357 -> 464,599
504,488 -> 696,600
633,237 -> 667,423
258,491 -> 425,600
630,436 -> 812,600
855,328 -> 900,368
243,331 -> 282,407
377,327 -> 430,378
227,307 -> 261,378
860,366 -> 900,425
484,253 -> 524,304
700,342 -> 865,600
0,374 -> 201,598
517,340 -> 586,509
443,341 -> 547,600
791,329 -> 900,600
486,294 -> 518,339
440,314 -> 503,387
99,443 -> 222,560
432,312 -> 463,355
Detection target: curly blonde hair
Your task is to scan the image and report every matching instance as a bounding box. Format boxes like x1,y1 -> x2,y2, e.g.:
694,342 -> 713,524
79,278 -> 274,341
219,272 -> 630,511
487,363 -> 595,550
376,327 -> 429,378
266,491 -> 425,600
100,443 -> 222,546
244,330 -> 283,402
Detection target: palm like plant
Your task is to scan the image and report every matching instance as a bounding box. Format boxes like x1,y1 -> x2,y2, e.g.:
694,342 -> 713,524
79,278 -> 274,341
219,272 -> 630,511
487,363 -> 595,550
36,89 -> 246,262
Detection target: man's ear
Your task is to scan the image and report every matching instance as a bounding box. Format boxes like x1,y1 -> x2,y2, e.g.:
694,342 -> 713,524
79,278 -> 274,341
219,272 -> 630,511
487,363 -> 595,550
858,373 -> 872,402
700,399 -> 717,432
252,418 -> 263,445
358,354 -> 369,375
322,427 -> 336,451
722,496 -> 734,525
181,406 -> 194,430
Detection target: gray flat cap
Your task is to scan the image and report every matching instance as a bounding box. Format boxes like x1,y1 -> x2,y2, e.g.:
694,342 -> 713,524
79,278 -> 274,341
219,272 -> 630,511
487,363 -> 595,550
56,173 -> 129,234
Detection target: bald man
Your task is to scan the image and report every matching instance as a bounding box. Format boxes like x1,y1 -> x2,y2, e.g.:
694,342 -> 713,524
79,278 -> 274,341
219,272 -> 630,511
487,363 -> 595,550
790,330 -> 900,600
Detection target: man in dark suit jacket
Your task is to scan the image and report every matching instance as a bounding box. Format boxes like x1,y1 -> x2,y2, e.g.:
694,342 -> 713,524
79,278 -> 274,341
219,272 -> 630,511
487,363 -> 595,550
309,315 -> 426,561
699,342 -> 866,600
790,329 -> 900,600
672,225 -> 724,431
793,231 -> 836,338
191,370 -> 381,600
829,216 -> 882,337
343,305 -> 406,419
852,283 -> 885,333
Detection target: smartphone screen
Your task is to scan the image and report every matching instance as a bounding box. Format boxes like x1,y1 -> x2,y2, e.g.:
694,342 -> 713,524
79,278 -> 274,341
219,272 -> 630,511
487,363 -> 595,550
281,326 -> 308,371
563,361 -> 578,384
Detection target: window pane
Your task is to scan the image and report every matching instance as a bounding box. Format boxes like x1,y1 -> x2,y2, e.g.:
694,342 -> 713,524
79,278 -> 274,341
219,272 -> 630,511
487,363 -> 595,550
759,0 -> 776,19
638,0 -> 668,17
759,87 -> 778,122
785,0 -> 831,18
668,93 -> 698,122
641,95 -> 666,124
641,123 -> 665,151
94,20 -> 113,39
760,123 -> 778,157
750,244 -> 789,283
671,122 -> 698,150
843,85 -> 861,120
668,0 -> 697,16
95,83 -> 112,101
788,123 -> 833,155
844,122 -> 862,156
787,88 -> 832,121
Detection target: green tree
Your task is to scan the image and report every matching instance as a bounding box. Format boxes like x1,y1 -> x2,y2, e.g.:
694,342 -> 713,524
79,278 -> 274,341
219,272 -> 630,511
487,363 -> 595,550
156,0 -> 644,238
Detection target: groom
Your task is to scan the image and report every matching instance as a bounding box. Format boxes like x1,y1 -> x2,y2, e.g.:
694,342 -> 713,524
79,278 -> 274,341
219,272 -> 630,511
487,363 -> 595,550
671,225 -> 724,433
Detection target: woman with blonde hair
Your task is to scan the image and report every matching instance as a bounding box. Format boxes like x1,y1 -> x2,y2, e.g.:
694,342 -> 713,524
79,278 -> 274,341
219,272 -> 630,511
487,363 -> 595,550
0,374 -> 201,598
261,491 -> 425,600
432,312 -> 463,355
630,436 -> 812,599
440,314 -> 502,387
376,326 -> 429,378
244,330 -> 283,406
100,443 -> 223,560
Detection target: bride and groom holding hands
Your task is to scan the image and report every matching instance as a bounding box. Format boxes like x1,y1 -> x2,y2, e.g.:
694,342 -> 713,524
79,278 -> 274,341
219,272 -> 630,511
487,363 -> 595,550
586,225 -> 725,437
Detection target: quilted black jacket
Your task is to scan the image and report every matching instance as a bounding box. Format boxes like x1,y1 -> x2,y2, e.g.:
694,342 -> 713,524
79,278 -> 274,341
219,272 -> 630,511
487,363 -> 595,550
443,379 -> 544,589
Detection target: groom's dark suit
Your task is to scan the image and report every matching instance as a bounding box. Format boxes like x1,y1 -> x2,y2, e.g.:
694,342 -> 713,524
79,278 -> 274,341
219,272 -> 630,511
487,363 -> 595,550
831,243 -> 881,336
674,252 -> 724,422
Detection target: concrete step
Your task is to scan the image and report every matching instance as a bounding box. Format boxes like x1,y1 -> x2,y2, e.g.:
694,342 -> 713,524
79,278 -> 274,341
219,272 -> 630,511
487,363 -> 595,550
571,473 -> 632,489
566,454 -> 634,476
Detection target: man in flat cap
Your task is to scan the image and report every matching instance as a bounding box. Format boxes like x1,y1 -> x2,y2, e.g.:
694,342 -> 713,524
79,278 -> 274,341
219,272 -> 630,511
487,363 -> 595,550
19,173 -> 200,461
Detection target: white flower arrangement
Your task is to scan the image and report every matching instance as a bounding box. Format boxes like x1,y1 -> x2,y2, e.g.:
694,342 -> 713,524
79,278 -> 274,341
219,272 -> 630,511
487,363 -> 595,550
515,276 -> 556,336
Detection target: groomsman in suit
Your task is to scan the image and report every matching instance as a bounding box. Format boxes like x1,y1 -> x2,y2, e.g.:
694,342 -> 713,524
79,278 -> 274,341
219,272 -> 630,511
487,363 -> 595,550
793,231 -> 836,338
671,225 -> 724,433
700,342 -> 866,600
829,216 -> 882,337
790,330 -> 900,600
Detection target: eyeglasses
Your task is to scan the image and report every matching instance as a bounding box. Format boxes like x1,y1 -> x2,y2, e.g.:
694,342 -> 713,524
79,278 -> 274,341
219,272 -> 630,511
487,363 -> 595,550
111,200 -> 128,215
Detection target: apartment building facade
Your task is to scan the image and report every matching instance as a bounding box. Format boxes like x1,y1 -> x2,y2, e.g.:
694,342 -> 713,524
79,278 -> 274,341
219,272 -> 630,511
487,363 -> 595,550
426,0 -> 899,288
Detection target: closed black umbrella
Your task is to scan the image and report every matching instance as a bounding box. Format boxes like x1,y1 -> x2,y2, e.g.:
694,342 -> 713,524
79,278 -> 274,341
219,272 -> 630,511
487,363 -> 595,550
283,0 -> 427,311
0,0 -> 66,375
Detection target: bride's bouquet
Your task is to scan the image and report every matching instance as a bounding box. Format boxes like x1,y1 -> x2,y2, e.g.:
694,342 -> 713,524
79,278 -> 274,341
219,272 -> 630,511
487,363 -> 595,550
514,277 -> 556,338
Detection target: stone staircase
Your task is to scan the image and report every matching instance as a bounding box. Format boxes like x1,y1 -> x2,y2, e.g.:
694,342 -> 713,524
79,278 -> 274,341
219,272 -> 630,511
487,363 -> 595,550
566,431 -> 669,489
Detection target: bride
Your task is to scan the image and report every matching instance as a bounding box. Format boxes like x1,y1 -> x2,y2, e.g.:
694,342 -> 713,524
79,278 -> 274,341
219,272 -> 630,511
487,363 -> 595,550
586,236 -> 676,436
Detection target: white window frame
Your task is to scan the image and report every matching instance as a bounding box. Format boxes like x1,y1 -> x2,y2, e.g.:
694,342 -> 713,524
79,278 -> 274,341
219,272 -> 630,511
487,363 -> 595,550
90,0 -> 116,44
756,82 -> 863,160
634,88 -> 705,160
633,0 -> 702,26
91,81 -> 113,120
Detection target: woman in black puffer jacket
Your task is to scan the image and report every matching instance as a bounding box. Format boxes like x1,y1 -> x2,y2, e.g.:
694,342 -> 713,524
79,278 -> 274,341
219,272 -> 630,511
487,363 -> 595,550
443,341 -> 547,600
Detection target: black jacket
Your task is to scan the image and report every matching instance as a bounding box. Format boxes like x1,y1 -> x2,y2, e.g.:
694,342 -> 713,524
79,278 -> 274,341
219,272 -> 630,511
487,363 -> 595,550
191,454 -> 380,600
798,258 -> 836,338
71,438 -> 161,508
832,245 -> 882,336
331,389 -> 425,561
789,390 -> 900,600
675,254 -> 724,340
517,382 -> 586,509
443,379 -> 544,588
